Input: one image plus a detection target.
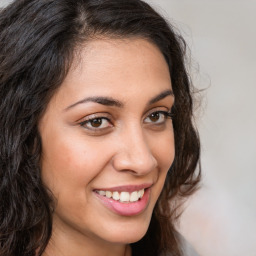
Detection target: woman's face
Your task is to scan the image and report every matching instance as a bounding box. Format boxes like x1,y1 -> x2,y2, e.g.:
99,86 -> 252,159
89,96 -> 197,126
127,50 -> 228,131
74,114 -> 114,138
39,38 -> 174,249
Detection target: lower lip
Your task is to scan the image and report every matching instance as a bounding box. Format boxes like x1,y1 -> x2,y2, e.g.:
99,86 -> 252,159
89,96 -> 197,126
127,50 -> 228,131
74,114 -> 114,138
94,189 -> 150,216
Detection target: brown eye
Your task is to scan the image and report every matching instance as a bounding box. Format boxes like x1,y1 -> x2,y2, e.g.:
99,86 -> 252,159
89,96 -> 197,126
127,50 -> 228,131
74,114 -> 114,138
80,117 -> 111,130
149,112 -> 160,122
90,118 -> 103,128
144,111 -> 170,124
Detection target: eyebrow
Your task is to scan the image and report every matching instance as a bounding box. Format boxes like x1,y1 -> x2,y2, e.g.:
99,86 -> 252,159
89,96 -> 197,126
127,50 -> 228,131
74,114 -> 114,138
147,89 -> 174,105
64,89 -> 174,111
65,96 -> 123,110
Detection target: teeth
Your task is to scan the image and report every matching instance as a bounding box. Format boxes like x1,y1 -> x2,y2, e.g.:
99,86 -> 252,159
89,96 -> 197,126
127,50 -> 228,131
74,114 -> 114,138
96,189 -> 145,203
120,192 -> 130,202
130,191 -> 139,202
106,191 -> 112,198
138,189 -> 144,198
98,190 -> 106,196
112,191 -> 120,200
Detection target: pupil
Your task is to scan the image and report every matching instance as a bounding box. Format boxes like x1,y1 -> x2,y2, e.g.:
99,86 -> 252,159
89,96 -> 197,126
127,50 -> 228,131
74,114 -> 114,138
150,113 -> 159,122
91,118 -> 102,127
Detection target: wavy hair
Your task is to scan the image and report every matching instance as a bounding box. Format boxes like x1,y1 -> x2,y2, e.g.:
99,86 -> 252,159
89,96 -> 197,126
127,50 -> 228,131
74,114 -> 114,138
0,0 -> 200,255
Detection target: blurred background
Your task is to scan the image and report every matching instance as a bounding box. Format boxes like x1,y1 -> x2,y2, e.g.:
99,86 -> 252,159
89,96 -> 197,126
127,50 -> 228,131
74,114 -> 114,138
1,0 -> 255,255
146,1 -> 256,255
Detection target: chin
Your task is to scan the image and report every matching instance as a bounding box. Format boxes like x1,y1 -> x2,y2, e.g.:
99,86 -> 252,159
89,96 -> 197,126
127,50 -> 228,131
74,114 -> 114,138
120,229 -> 147,244
102,217 -> 151,244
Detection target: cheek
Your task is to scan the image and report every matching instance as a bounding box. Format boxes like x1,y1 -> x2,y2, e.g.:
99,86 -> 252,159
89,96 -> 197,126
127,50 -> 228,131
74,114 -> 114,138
40,134 -> 102,193
148,128 -> 175,199
150,128 -> 175,171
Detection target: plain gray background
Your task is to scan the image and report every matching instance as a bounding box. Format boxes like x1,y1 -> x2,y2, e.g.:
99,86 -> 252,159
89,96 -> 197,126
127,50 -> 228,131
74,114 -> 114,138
1,0 -> 255,255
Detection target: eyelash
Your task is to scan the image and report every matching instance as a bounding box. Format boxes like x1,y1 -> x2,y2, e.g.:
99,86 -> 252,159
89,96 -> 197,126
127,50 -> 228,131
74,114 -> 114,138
79,110 -> 173,132
144,110 -> 173,125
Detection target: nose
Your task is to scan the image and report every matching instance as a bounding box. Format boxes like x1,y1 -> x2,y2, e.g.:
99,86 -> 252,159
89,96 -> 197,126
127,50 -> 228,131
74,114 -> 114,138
111,126 -> 157,176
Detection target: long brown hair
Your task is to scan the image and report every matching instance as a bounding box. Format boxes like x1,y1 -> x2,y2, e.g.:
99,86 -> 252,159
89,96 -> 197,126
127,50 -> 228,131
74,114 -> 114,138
0,0 -> 200,255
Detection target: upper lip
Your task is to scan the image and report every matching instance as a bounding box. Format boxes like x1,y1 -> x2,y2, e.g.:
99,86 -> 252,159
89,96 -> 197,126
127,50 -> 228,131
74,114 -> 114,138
94,183 -> 153,193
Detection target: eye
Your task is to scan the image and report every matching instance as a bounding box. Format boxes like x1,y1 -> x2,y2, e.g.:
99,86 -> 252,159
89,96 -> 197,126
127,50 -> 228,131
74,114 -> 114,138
79,117 -> 112,130
144,111 -> 172,124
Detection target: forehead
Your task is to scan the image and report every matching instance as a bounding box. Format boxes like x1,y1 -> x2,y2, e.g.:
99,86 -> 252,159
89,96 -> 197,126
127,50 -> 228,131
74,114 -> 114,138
51,38 -> 172,108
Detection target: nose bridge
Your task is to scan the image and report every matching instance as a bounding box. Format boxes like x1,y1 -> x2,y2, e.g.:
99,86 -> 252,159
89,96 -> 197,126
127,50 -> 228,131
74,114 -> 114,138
112,122 -> 157,174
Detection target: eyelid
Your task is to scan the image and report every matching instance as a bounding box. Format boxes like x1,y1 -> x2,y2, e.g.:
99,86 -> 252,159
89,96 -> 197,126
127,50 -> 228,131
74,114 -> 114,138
78,113 -> 113,131
145,107 -> 173,118
143,108 -> 173,125
76,107 -> 173,133
77,112 -> 111,122
146,111 -> 172,120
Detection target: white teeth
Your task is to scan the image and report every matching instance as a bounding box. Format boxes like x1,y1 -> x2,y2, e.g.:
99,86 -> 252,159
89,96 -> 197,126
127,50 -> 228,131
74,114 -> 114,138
98,190 -> 106,196
130,191 -> 139,202
96,189 -> 145,203
106,191 -> 112,198
112,191 -> 120,200
138,189 -> 144,198
120,192 -> 130,202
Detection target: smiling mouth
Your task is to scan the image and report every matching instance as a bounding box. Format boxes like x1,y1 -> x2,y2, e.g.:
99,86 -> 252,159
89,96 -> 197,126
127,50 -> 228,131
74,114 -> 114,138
95,189 -> 145,203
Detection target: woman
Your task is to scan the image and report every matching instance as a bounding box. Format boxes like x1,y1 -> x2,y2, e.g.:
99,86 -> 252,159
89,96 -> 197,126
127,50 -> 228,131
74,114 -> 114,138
0,0 -> 200,255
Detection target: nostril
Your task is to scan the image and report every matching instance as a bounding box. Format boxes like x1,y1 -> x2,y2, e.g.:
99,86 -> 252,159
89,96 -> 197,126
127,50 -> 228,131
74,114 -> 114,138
111,152 -> 157,175
111,133 -> 157,174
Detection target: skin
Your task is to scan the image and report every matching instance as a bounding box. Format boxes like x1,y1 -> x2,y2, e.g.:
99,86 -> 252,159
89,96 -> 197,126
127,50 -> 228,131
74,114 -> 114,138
39,38 -> 175,256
